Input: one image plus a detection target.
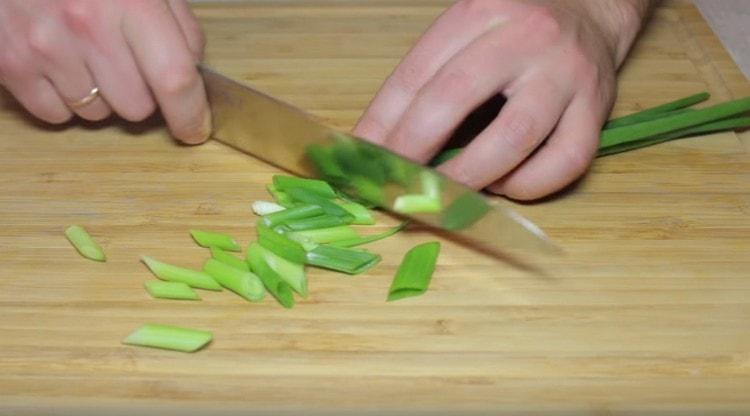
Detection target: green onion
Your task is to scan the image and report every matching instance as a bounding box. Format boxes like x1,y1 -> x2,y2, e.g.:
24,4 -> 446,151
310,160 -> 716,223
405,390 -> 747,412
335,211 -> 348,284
262,204 -> 324,228
338,201 -> 376,225
259,245 -> 307,297
284,214 -> 353,231
345,175 -> 386,206
600,96 -> 750,148
286,187 -> 353,219
141,256 -> 222,291
190,229 -> 241,252
441,192 -> 490,231
209,246 -> 249,272
330,222 -> 409,248
429,148 -> 462,166
420,171 -> 441,200
64,225 -> 106,262
203,259 -> 264,302
122,324 -> 212,353
252,200 -> 286,216
257,222 -> 307,264
604,92 -> 710,130
393,194 -> 441,214
387,241 -> 440,301
266,184 -> 296,208
305,245 -> 381,275
246,243 -> 295,308
306,144 -> 347,185
144,280 -> 200,301
273,175 -> 337,198
286,225 -> 360,244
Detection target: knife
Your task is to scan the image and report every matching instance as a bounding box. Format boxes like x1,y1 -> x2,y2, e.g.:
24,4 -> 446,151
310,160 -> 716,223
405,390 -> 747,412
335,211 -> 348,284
199,65 -> 558,257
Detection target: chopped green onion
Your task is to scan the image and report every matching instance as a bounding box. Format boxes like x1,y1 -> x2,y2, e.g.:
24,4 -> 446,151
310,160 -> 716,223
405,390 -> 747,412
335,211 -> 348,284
190,229 -> 241,252
285,214 -> 353,231
420,171 -> 442,200
257,222 -> 306,264
286,187 -> 353,219
267,184 -> 296,208
252,200 -> 286,216
64,225 -> 106,262
246,243 -> 295,308
141,256 -> 222,291
338,201 -> 376,225
209,246 -> 250,272
144,280 -> 200,301
286,225 -> 360,244
306,144 -> 347,185
203,259 -> 264,302
262,204 -> 324,228
393,194 -> 441,214
305,245 -> 381,275
604,92 -> 710,130
122,324 -> 212,353
273,175 -> 337,198
345,175 -> 386,206
387,241 -> 440,302
330,222 -> 409,248
259,245 -> 308,297
441,192 -> 490,231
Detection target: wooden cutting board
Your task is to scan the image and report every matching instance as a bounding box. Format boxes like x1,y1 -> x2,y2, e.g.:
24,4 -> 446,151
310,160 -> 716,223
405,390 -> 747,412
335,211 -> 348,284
1,1 -> 749,414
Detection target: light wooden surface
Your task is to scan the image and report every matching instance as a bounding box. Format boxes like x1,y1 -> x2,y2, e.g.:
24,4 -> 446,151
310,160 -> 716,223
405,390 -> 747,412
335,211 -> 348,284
1,1 -> 749,414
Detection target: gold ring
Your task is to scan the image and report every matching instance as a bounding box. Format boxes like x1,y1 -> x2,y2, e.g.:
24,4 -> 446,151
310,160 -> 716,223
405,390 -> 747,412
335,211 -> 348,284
68,86 -> 100,109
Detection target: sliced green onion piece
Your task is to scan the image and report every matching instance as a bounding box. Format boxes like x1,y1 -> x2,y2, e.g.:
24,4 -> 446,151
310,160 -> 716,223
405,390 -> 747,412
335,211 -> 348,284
387,241 -> 441,302
257,222 -> 306,264
273,175 -> 337,198
330,222 -> 409,248
260,246 -> 307,297
246,243 -> 295,308
263,204 -> 324,228
203,259 -> 264,302
141,256 -> 222,291
285,214 -> 353,231
286,225 -> 360,244
306,144 -> 347,185
305,245 -> 381,275
210,246 -> 249,272
346,175 -> 386,206
267,184 -> 296,208
420,171 -> 442,200
286,187 -> 352,218
122,324 -> 212,353
190,229 -> 241,252
441,192 -> 490,231
144,280 -> 200,300
64,225 -> 106,262
252,200 -> 286,216
338,201 -> 376,225
604,92 -> 710,130
393,194 -> 441,214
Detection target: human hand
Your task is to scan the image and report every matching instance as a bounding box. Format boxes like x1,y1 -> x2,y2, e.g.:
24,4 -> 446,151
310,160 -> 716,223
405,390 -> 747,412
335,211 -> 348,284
0,0 -> 209,144
354,0 -> 652,200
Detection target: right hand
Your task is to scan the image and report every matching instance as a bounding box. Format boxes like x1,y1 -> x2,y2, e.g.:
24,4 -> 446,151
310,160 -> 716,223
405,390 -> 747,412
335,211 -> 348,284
0,0 -> 210,144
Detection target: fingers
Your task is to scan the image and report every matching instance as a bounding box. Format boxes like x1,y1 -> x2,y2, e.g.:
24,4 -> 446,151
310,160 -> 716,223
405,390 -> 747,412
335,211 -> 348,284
486,93 -> 604,200
437,77 -> 573,190
122,1 -> 210,144
352,0 -> 509,143
166,0 -> 206,61
5,76 -> 72,124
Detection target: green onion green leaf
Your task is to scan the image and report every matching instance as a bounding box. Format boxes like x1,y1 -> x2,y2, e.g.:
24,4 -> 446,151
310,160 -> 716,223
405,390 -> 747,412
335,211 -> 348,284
257,222 -> 307,264
122,324 -> 212,353
190,229 -> 241,252
64,225 -> 106,262
209,246 -> 250,272
273,175 -> 337,198
141,256 -> 222,291
393,194 -> 441,214
203,259 -> 264,302
305,245 -> 382,275
338,201 -> 376,225
330,222 -> 409,248
144,280 -> 200,301
286,225 -> 360,245
387,241 -> 440,302
263,204 -> 324,228
604,92 -> 710,130
246,243 -> 295,308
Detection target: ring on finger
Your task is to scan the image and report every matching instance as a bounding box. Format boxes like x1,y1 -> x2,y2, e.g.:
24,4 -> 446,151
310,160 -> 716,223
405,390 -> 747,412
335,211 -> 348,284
67,86 -> 100,109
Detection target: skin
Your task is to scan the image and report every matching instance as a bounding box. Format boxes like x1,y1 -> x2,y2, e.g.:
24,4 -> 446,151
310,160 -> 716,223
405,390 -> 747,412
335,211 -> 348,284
0,0 -> 654,199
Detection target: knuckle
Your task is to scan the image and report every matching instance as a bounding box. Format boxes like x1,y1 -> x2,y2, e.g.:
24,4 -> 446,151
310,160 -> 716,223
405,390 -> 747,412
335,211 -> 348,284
521,6 -> 562,43
497,108 -> 540,154
430,68 -> 476,100
26,24 -> 57,60
158,65 -> 200,97
61,0 -> 99,36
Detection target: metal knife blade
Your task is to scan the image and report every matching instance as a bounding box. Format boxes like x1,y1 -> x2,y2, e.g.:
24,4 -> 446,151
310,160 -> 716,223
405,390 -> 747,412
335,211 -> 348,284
199,65 -> 559,256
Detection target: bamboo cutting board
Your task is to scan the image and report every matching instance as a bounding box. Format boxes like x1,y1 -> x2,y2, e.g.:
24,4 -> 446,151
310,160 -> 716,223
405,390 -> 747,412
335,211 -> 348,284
1,1 -> 749,414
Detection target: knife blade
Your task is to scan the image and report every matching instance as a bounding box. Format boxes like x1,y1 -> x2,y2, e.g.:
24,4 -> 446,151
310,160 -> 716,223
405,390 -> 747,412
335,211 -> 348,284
199,65 -> 559,256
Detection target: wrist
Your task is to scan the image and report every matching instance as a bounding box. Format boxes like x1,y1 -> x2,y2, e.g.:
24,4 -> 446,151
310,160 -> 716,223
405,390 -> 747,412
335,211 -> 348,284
588,0 -> 655,66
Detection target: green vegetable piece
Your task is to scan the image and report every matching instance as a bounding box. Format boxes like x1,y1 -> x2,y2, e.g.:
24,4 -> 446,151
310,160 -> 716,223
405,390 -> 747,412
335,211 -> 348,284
393,194 -> 441,214
273,175 -> 337,198
387,241 -> 441,302
305,245 -> 382,275
285,214 -> 353,231
286,187 -> 353,219
263,204 -> 324,228
144,280 -> 201,301
600,96 -> 750,148
260,245 -> 308,297
210,246 -> 250,271
266,184 -> 296,208
420,171 -> 442,200
429,148 -> 462,167
287,225 -> 360,244
441,192 -> 490,231
141,256 -> 222,291
604,92 -> 710,130
122,324 -> 212,353
345,175 -> 386,206
190,229 -> 241,252
246,243 -> 295,308
64,225 -> 106,262
338,202 -> 376,225
330,222 -> 409,248
203,259 -> 264,302
306,144 -> 347,185
252,200 -> 286,216
257,222 -> 307,264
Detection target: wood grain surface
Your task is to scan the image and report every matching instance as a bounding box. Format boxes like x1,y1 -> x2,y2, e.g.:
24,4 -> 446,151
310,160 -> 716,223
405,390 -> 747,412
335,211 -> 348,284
1,1 -> 749,414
